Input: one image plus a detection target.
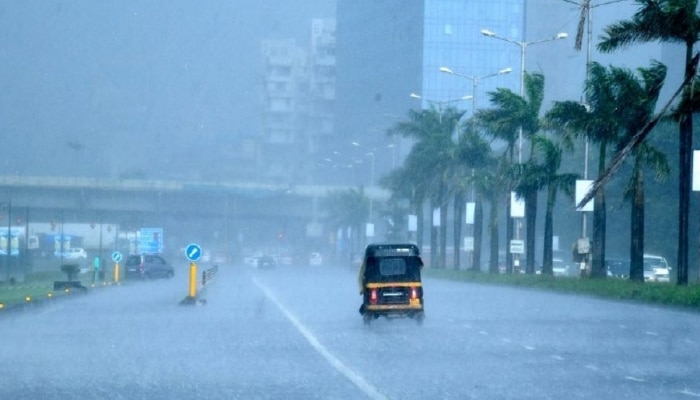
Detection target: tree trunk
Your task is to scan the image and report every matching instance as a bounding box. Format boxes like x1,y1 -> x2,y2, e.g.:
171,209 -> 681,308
629,165 -> 645,282
591,141 -> 607,278
505,196 -> 513,274
453,191 -> 464,270
489,198 -> 500,274
473,195 -> 484,272
542,185 -> 556,276
416,197 -> 424,252
525,189 -> 537,274
440,200 -> 448,269
430,199 -> 438,268
677,41 -> 694,286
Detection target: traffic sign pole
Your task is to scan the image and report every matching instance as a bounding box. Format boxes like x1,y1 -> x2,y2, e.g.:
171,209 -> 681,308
188,261 -> 197,298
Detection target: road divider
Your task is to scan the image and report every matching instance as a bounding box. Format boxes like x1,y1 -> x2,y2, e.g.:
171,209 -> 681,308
180,263 -> 218,306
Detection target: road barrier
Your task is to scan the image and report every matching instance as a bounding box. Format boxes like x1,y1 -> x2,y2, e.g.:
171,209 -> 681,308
180,263 -> 218,306
202,264 -> 218,287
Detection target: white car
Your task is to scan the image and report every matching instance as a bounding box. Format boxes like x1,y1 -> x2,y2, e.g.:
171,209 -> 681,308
56,247 -> 88,260
643,254 -> 671,282
552,258 -> 573,277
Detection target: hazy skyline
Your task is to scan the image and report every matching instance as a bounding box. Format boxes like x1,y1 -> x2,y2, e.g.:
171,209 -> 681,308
0,1 -> 334,179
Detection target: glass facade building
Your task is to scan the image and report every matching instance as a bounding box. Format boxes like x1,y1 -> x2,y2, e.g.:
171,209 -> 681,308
335,0 -> 678,186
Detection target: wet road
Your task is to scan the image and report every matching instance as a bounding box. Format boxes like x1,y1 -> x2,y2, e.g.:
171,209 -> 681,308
1,262 -> 699,399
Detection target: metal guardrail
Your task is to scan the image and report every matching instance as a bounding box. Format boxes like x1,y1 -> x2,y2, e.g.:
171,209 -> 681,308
202,264 -> 218,287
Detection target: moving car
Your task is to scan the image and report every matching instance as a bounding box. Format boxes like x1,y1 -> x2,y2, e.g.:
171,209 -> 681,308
358,243 -> 425,325
124,254 -> 174,280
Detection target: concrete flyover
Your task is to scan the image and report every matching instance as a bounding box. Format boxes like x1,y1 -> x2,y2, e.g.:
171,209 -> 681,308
0,175 -> 389,253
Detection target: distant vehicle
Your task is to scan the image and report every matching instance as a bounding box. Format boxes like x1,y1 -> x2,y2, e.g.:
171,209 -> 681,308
552,258 -> 573,277
255,255 -> 276,269
124,254 -> 174,280
643,254 -> 671,283
309,252 -> 323,266
606,259 -> 630,279
55,247 -> 88,260
212,252 -> 227,264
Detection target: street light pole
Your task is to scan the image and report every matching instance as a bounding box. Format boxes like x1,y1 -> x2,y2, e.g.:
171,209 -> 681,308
409,92 -> 473,123
480,29 -> 568,163
439,66 -> 512,116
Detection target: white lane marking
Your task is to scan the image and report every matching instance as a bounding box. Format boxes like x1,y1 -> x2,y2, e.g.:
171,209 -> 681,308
585,364 -> 599,371
645,331 -> 659,336
550,355 -> 564,361
625,376 -> 645,382
253,278 -> 389,400
674,389 -> 700,397
479,330 -> 488,336
523,345 -> 535,351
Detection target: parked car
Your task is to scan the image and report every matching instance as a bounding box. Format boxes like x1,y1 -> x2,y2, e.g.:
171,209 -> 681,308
255,255 -> 276,269
552,258 -> 573,277
124,254 -> 174,280
643,254 -> 671,282
606,259 -> 630,279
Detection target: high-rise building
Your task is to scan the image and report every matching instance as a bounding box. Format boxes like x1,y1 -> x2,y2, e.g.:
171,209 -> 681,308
259,19 -> 337,185
334,0 -> 682,185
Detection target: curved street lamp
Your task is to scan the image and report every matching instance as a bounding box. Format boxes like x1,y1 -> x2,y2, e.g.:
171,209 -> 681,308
409,92 -> 473,123
480,29 -> 568,163
438,66 -> 512,116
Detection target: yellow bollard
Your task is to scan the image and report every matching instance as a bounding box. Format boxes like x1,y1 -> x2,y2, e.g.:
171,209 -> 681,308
114,262 -> 120,284
189,261 -> 197,299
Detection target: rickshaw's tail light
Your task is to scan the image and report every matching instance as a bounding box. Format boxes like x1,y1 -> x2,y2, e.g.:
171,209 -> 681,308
370,289 -> 378,304
411,287 -> 418,299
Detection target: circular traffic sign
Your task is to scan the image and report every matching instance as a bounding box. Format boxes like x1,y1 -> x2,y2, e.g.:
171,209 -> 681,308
112,251 -> 122,263
185,243 -> 202,262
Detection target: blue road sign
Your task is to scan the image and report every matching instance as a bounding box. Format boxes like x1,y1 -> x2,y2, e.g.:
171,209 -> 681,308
185,243 -> 202,262
112,251 -> 122,263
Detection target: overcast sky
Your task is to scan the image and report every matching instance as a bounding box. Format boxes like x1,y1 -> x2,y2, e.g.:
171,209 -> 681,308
0,1 -> 335,178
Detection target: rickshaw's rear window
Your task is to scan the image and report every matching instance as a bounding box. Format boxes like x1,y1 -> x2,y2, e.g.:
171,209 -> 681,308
368,245 -> 420,258
379,258 -> 406,276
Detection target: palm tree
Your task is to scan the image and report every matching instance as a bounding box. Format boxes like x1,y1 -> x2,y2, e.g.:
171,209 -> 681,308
546,62 -> 623,278
529,134 -> 578,275
388,106 -> 465,267
476,72 -> 546,274
472,154 -> 511,274
610,62 -> 670,281
322,188 -> 369,260
456,127 -> 494,271
597,0 -> 700,285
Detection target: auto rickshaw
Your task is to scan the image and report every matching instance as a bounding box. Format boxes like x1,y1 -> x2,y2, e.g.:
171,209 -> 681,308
358,243 -> 425,325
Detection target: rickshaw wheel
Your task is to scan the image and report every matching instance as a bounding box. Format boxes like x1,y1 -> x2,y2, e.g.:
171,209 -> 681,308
362,313 -> 372,325
415,312 -> 425,326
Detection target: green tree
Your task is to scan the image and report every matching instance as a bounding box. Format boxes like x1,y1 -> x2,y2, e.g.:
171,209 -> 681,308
455,127 -> 494,271
598,0 -> 700,285
476,72 -> 546,274
529,134 -> 578,275
611,62 -> 670,281
322,188 -> 369,259
388,106 -> 465,268
472,154 -> 511,274
546,62 -> 624,278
